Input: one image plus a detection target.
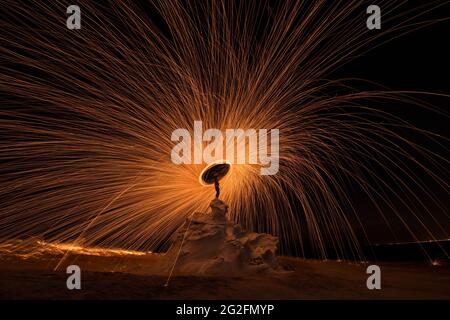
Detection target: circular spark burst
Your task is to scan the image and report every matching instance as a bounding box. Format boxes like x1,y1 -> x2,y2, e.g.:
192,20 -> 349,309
0,0 -> 449,261
200,161 -> 231,185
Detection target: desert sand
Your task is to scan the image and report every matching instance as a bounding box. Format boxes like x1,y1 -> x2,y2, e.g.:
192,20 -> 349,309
1,202 -> 448,300
0,248 -> 449,299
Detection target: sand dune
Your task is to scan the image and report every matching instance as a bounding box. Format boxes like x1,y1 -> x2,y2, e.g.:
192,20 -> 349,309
0,246 -> 448,299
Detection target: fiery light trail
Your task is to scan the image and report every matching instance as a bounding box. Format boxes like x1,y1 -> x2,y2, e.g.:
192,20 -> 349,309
0,0 -> 448,262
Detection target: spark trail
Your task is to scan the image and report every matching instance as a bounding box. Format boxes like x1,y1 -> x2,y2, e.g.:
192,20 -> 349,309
0,0 -> 449,261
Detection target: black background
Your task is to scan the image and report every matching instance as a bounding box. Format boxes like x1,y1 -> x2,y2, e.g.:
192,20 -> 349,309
1,0 -> 449,255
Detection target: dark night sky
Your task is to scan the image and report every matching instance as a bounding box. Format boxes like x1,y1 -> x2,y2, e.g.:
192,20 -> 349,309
1,1 -> 449,255
330,3 -> 450,244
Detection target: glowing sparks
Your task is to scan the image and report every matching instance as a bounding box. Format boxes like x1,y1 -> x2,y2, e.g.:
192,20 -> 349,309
0,1 -> 448,261
431,260 -> 442,267
0,240 -> 149,260
36,242 -> 149,257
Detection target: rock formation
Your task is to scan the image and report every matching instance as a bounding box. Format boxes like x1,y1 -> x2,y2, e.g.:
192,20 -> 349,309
164,198 -> 280,275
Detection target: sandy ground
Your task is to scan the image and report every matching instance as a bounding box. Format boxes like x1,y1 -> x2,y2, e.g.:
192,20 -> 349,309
0,249 -> 449,299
